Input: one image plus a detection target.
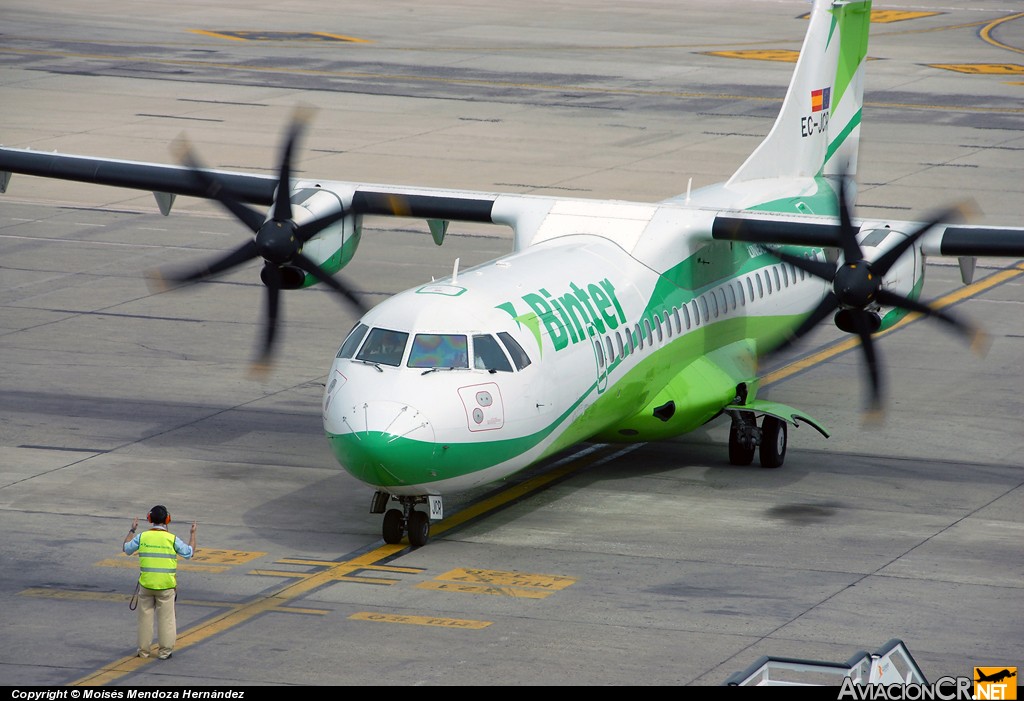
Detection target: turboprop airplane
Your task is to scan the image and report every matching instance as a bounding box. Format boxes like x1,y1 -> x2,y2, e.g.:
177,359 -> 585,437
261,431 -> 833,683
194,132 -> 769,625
2,0 -> 1024,547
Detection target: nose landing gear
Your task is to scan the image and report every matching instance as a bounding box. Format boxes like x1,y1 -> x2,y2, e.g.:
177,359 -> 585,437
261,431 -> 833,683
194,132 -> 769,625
373,492 -> 432,547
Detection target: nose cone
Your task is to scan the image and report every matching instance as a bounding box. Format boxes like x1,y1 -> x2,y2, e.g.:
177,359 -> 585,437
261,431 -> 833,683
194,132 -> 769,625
324,399 -> 438,489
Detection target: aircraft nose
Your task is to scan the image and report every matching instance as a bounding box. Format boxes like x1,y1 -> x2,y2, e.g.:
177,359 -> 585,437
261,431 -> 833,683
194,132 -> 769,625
324,399 -> 438,488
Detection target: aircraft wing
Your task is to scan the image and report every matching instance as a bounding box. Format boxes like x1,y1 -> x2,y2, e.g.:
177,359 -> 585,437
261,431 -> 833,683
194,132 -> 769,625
5,146 -> 1024,262
0,145 -> 503,224
0,146 -> 279,207
711,209 -> 1024,259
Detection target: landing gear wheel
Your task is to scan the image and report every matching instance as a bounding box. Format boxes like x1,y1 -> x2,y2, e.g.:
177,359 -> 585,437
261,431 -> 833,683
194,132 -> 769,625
382,508 -> 404,544
407,510 -> 430,547
728,418 -> 756,466
759,416 -> 787,469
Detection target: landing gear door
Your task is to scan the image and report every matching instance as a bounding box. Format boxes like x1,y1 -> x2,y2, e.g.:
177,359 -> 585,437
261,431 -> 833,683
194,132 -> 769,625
427,495 -> 443,521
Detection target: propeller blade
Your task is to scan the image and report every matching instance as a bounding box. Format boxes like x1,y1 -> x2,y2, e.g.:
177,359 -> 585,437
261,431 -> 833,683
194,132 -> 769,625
250,264 -> 283,378
292,253 -> 367,313
836,175 -> 863,264
871,203 -> 972,276
172,136 -> 267,233
850,310 -> 884,422
875,289 -> 989,354
294,207 -> 348,245
768,247 -> 838,282
271,106 -> 314,222
764,292 -> 839,357
147,240 -> 260,291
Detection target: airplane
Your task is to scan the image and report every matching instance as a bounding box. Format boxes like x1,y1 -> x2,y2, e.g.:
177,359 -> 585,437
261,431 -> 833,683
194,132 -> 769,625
976,669 -> 1017,684
2,0 -> 1024,548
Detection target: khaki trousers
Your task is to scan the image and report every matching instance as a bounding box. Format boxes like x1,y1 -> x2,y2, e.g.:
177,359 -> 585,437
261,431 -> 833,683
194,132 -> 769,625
137,586 -> 176,658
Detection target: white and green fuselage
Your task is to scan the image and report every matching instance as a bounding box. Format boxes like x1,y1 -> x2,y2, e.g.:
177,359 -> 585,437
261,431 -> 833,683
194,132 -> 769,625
321,0 -> 879,496
320,176 -> 928,496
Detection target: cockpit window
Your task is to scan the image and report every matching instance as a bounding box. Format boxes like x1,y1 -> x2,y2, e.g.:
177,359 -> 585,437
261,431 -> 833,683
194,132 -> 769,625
356,328 -> 409,367
336,323 -> 368,359
407,334 -> 468,369
473,334 -> 513,372
498,332 -> 531,371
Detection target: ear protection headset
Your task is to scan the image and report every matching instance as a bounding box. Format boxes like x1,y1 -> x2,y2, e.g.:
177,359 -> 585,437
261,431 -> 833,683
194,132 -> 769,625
147,505 -> 170,525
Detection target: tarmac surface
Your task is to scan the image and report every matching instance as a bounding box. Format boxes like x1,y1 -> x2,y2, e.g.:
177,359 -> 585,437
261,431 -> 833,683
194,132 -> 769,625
1,0 -> 1022,688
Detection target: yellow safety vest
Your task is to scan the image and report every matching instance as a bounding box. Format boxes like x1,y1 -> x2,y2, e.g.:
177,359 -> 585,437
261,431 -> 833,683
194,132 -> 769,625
138,529 -> 178,590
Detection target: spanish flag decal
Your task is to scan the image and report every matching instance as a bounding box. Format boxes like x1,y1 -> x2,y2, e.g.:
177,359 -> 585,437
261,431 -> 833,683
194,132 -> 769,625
811,87 -> 831,112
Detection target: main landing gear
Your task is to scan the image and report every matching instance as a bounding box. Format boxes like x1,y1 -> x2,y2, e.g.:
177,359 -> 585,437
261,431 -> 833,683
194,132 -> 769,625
728,410 -> 787,468
371,492 -> 432,547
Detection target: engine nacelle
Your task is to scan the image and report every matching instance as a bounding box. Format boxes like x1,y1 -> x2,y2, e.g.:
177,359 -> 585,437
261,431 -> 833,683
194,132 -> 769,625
851,225 -> 926,331
267,187 -> 361,289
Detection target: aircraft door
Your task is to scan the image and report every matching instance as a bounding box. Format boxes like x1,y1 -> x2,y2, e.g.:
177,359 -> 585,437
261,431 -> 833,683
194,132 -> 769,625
588,323 -> 609,395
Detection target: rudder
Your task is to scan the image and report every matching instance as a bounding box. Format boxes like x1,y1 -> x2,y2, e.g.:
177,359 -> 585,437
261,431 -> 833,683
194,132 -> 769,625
727,0 -> 872,186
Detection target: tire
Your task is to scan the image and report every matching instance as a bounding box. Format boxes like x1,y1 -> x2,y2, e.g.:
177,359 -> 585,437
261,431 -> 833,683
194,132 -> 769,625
759,416 -> 787,469
728,420 -> 756,466
408,510 -> 430,547
382,508 -> 404,544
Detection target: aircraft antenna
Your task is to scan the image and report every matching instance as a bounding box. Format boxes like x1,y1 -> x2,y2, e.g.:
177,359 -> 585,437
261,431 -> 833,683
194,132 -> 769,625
686,177 -> 692,203
452,257 -> 460,284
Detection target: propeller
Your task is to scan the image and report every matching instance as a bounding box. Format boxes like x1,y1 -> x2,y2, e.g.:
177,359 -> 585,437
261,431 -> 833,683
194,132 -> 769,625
762,173 -> 988,421
147,108 -> 368,376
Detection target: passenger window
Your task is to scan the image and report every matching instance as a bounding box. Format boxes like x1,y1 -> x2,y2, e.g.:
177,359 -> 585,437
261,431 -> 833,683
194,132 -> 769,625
709,292 -> 719,319
682,303 -> 691,329
636,324 -> 644,350
595,339 -> 605,367
756,275 -> 764,298
337,323 -> 368,359
781,265 -> 789,288
356,328 -> 409,367
616,331 -> 624,358
473,334 -> 513,372
764,270 -> 773,294
408,333 -> 467,369
672,308 -> 681,334
625,331 -> 634,355
746,277 -> 754,301
605,336 -> 614,363
773,266 -> 781,290
498,332 -> 532,370
654,315 -> 663,342
698,297 -> 709,324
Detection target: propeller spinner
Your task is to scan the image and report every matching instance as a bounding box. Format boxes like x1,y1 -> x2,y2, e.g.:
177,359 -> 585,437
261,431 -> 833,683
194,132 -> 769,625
147,109 -> 367,376
763,175 -> 988,420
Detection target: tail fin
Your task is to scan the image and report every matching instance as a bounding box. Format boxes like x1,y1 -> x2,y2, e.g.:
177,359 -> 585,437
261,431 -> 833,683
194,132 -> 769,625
727,0 -> 871,186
